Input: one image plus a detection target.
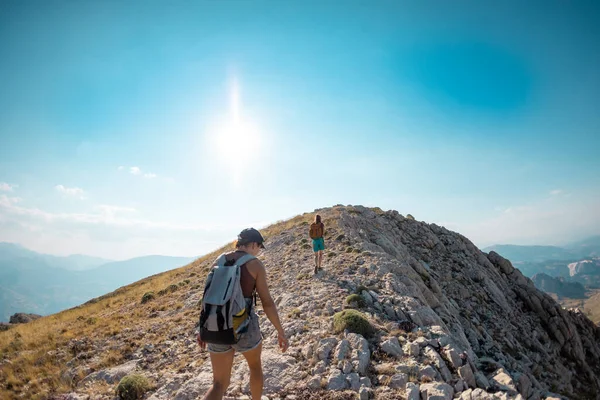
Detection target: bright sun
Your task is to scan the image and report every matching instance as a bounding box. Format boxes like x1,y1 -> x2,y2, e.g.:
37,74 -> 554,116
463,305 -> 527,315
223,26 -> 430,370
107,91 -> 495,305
207,79 -> 265,185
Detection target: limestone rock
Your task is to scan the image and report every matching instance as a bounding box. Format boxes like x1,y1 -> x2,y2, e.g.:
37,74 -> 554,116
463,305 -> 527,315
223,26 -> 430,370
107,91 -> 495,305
420,382 -> 454,400
327,369 -> 348,391
9,313 -> 42,324
380,337 -> 403,358
406,382 -> 420,400
81,360 -> 138,385
458,364 -> 477,389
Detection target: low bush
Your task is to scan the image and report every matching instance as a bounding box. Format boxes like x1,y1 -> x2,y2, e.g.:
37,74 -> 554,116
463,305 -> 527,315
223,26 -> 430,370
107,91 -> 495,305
332,309 -> 373,337
345,294 -> 366,308
115,374 -> 150,400
141,292 -> 155,304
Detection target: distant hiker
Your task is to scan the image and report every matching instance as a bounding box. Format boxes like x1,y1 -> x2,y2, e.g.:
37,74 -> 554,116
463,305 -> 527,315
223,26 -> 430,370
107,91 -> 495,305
196,227 -> 289,400
309,215 -> 325,274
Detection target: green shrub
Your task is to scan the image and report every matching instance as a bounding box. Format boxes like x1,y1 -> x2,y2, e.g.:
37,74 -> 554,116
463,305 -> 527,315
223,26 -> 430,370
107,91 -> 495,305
333,309 -> 373,337
141,292 -> 155,304
300,238 -> 308,244
345,247 -> 354,253
86,317 -> 97,325
167,284 -> 178,293
335,234 -> 345,241
115,374 -> 150,400
345,294 -> 366,308
302,243 -> 311,250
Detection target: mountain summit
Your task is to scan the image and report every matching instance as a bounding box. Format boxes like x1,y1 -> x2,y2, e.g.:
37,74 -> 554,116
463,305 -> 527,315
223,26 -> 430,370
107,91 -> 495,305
1,205 -> 599,399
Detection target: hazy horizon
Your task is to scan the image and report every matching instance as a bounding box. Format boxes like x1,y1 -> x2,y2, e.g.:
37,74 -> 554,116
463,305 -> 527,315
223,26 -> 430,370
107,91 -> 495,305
1,1 -> 599,259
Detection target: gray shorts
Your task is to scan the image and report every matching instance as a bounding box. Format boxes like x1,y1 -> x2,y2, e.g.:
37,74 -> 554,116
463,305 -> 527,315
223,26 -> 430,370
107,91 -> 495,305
207,312 -> 262,354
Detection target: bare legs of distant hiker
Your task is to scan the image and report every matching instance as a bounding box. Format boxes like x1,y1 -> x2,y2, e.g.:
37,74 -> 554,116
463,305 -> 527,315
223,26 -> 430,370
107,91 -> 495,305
202,344 -> 263,400
314,250 -> 324,273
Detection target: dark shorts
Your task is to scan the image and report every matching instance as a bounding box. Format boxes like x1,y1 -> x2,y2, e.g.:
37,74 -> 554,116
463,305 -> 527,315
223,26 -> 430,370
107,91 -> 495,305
207,312 -> 262,354
312,237 -> 325,252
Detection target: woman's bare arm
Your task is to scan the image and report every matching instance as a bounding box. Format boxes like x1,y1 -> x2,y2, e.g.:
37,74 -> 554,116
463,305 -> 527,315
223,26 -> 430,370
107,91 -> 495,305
254,261 -> 288,351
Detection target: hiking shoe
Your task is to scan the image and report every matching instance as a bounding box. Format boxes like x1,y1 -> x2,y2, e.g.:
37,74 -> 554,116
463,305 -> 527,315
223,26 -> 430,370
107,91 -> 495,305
314,265 -> 318,274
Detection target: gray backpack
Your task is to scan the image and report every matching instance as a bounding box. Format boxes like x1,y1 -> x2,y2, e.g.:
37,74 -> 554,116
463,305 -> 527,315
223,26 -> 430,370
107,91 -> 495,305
198,253 -> 255,345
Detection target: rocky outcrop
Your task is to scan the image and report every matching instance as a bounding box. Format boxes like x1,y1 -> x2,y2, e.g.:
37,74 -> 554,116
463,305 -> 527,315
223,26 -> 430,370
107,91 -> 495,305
9,312 -> 41,324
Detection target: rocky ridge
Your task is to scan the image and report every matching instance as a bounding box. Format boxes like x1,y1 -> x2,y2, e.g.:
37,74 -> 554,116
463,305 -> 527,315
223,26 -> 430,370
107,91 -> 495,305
4,205 -> 600,400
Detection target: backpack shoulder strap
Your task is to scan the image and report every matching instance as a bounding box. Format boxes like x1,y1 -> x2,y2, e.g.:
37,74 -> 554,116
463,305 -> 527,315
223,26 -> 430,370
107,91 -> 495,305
234,254 -> 256,267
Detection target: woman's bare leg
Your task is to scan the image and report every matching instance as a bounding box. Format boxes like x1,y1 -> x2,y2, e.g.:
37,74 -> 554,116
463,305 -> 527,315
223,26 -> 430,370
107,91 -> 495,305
241,343 -> 263,400
202,349 -> 235,400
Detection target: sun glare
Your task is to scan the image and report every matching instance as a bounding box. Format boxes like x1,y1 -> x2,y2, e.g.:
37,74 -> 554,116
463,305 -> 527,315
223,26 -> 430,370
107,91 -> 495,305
206,79 -> 265,186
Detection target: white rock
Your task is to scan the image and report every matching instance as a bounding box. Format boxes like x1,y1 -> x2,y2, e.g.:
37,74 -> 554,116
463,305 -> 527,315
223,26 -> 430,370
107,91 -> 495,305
405,342 -> 420,356
420,365 -> 439,380
445,346 -> 463,369
306,376 -> 321,390
312,361 -> 327,375
333,339 -> 351,360
81,360 -> 139,385
381,337 -> 404,358
419,382 -> 454,400
406,382 -> 420,400
458,364 -> 477,389
388,373 -> 407,389
232,351 -> 299,394
346,372 -> 360,391
489,368 -> 517,395
359,386 -> 370,400
343,360 -> 354,374
423,347 -> 452,382
327,369 -> 348,391
316,338 -> 338,361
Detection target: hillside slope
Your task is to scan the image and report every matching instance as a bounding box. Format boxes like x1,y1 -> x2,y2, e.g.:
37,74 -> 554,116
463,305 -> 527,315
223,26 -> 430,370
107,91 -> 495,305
1,205 -> 599,400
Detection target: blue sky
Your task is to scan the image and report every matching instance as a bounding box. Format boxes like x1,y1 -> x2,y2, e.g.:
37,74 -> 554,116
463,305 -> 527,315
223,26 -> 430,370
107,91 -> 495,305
0,1 -> 599,259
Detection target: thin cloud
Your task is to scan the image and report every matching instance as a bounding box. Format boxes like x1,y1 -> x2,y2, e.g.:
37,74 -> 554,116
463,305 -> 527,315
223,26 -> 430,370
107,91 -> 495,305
120,166 -> 158,178
0,196 -> 215,231
55,185 -> 86,200
0,195 -> 22,206
550,189 -> 563,196
0,183 -> 16,192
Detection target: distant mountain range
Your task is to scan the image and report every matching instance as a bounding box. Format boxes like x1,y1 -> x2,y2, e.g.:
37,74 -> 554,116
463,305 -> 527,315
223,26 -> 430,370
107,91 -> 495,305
0,242 -> 197,322
483,236 -> 600,303
482,235 -> 600,263
0,242 -> 113,271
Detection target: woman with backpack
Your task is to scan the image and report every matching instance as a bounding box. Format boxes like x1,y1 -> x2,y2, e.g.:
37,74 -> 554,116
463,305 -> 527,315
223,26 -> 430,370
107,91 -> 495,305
197,228 -> 289,400
309,215 -> 325,274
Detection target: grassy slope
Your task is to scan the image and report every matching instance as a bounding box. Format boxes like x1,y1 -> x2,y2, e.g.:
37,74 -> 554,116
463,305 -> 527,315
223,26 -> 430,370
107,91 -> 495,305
0,210 -> 333,399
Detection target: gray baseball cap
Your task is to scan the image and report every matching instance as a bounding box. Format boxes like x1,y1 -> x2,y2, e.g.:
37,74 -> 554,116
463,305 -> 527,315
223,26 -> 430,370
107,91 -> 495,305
237,228 -> 265,248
